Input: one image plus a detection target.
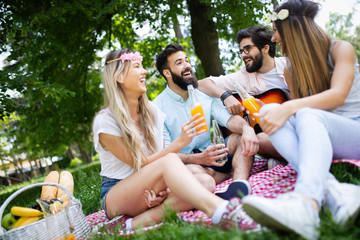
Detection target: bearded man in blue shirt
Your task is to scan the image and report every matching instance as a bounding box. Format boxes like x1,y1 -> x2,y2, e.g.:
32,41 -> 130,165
153,43 -> 279,200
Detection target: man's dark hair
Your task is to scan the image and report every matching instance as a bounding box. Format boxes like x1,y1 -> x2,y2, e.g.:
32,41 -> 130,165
156,43 -> 184,79
236,25 -> 276,57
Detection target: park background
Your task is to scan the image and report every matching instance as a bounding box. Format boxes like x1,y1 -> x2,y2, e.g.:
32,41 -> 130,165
0,0 -> 360,239
1,0 -> 359,185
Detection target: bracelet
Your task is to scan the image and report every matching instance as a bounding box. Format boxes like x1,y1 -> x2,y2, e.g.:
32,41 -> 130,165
220,91 -> 232,105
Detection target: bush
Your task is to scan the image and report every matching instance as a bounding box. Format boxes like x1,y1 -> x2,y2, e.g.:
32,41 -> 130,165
92,153 -> 100,162
57,154 -> 72,169
69,157 -> 83,168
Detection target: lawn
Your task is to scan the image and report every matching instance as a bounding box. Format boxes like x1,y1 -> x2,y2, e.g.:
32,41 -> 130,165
1,161 -> 359,239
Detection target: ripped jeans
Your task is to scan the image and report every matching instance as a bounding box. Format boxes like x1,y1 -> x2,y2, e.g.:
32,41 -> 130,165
260,104 -> 360,206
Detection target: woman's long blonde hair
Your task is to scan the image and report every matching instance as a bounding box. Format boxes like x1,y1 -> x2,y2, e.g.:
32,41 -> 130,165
102,49 -> 158,170
274,0 -> 332,98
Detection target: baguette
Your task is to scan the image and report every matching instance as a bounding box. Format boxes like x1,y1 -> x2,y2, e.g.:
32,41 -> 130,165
41,171 -> 59,199
57,171 -> 74,203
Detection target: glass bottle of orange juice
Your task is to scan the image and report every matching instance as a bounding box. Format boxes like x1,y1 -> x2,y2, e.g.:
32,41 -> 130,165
187,85 -> 208,132
234,82 -> 261,124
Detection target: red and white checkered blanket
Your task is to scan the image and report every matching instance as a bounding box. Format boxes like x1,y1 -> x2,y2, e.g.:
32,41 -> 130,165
86,157 -> 360,233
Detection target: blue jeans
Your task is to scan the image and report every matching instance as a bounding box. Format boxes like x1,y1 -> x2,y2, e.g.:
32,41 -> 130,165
260,103 -> 360,206
100,176 -> 121,218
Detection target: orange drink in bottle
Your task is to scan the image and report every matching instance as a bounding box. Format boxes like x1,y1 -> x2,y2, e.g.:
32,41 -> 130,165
242,97 -> 261,124
234,82 -> 262,124
190,104 -> 208,132
187,84 -> 208,132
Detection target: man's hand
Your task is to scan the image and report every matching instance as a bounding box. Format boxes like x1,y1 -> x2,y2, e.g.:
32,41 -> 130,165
144,189 -> 170,208
224,95 -> 245,115
197,144 -> 229,166
240,125 -> 259,156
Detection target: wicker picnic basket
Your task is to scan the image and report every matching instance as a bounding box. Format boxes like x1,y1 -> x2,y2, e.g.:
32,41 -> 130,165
0,182 -> 91,240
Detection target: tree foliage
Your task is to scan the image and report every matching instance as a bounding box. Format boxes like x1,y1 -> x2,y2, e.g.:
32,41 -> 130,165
0,0 -> 271,176
325,12 -> 360,62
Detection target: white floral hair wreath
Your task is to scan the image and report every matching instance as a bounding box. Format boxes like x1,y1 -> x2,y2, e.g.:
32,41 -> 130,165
265,9 -> 289,24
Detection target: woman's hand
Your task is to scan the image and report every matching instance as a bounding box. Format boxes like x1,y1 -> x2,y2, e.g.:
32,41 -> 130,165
254,98 -> 265,107
254,103 -> 293,135
245,98 -> 265,123
177,113 -> 207,147
144,188 -> 170,208
146,114 -> 208,164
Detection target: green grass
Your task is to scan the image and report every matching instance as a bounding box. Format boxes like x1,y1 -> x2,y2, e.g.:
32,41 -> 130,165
1,161 -> 359,239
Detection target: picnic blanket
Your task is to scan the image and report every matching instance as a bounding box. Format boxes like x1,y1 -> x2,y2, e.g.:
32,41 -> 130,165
86,156 -> 360,235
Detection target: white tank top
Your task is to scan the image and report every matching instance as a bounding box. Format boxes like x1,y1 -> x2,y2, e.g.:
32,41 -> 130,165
328,40 -> 360,119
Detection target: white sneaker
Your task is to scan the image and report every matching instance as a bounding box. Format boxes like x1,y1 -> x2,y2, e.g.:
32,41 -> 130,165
219,197 -> 258,231
324,179 -> 360,226
243,192 -> 320,240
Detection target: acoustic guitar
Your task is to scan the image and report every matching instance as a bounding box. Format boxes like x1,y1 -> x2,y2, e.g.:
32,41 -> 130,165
221,88 -> 289,136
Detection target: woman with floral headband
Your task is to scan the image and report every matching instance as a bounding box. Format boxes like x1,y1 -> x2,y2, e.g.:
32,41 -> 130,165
92,49 -> 257,231
241,0 -> 360,239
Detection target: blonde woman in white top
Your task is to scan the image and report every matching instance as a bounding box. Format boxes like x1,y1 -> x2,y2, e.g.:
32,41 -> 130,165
92,49 -> 257,231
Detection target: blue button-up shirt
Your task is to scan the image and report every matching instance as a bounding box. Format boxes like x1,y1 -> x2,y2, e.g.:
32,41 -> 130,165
153,85 -> 231,153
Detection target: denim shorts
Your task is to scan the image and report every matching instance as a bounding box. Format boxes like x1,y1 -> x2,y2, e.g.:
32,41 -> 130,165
100,176 -> 121,218
196,136 -> 233,173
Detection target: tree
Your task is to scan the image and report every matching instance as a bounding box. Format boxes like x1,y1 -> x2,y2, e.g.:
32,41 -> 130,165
325,12 -> 360,61
1,0 -> 108,164
0,0 -> 271,172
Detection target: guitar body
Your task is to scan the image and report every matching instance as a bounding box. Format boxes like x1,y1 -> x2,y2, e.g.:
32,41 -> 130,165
221,88 -> 289,137
249,88 -> 289,105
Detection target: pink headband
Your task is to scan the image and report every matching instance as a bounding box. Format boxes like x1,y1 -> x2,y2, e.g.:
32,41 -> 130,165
106,52 -> 143,65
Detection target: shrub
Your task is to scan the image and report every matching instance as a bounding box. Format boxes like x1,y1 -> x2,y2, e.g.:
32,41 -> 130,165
69,157 -> 83,168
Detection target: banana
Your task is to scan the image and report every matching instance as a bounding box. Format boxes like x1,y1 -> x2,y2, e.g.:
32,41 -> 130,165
10,206 -> 43,217
17,216 -> 41,228
12,216 -> 28,229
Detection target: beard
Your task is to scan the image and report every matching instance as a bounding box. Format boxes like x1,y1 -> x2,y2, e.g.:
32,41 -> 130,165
171,68 -> 198,90
244,52 -> 263,73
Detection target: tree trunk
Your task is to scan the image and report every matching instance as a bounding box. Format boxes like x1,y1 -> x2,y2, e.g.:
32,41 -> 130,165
77,142 -> 91,164
38,158 -> 44,175
29,158 -> 35,178
28,159 -> 34,178
43,157 -> 50,174
13,160 -> 25,182
47,157 -> 54,172
68,145 -> 75,160
173,20 -> 183,39
187,0 -> 224,77
169,0 -> 184,39
1,159 -> 11,186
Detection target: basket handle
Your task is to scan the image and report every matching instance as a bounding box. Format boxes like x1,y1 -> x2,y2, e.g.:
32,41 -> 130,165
0,182 -> 78,227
